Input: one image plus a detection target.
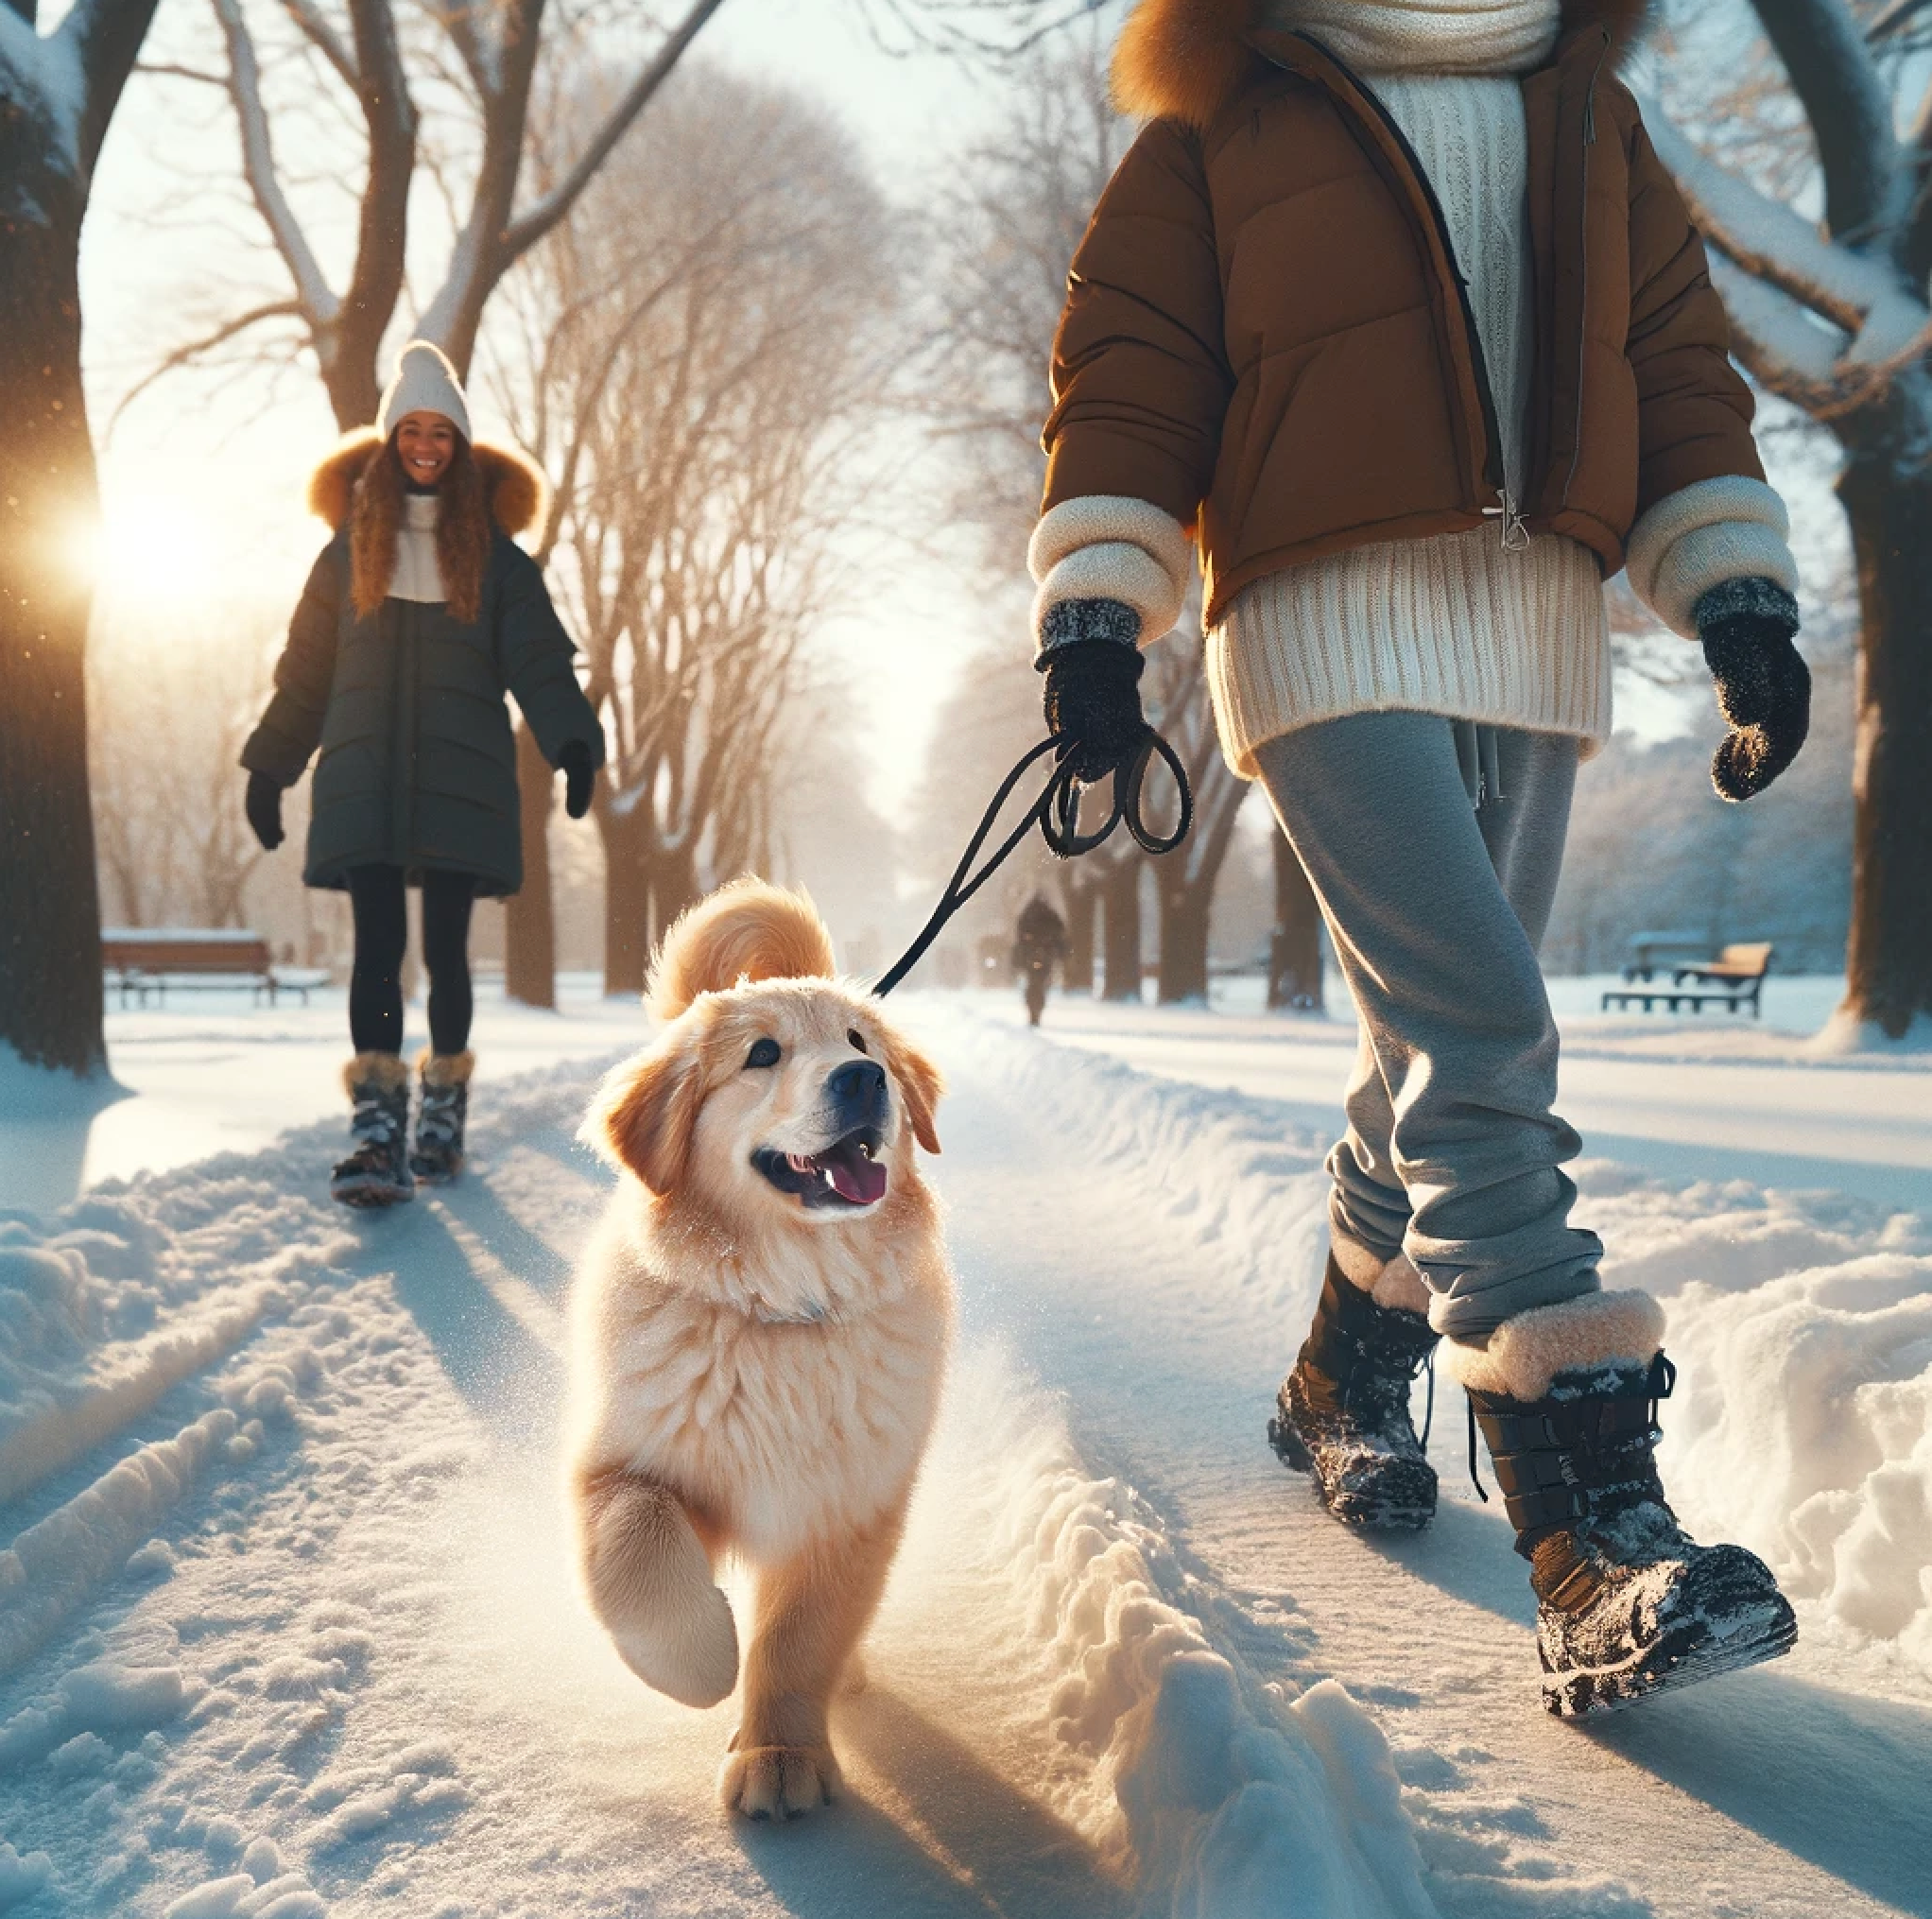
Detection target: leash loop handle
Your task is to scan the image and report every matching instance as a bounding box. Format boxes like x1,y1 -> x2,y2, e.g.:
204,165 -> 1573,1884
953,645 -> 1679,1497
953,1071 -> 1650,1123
873,727 -> 1193,998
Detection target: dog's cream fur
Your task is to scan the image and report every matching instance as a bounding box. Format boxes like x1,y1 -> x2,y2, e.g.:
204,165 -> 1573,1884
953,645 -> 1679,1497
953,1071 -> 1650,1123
564,880 -> 953,1821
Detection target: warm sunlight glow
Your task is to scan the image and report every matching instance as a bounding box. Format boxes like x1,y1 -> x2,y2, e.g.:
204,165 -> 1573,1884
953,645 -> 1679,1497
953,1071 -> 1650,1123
84,497 -> 218,605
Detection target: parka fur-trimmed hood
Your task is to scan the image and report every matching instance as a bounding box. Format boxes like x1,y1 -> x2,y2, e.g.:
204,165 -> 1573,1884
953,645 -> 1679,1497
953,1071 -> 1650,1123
308,427 -> 548,625
1113,0 -> 1653,127
307,427 -> 547,537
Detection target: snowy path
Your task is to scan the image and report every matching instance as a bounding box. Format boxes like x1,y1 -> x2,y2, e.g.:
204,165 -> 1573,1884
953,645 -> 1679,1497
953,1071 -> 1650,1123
994,993 -> 1932,1215
1,1011 -> 1928,1914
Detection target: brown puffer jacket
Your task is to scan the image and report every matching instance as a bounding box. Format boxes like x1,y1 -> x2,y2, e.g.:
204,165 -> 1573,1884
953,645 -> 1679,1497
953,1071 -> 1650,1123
1043,0 -> 1763,629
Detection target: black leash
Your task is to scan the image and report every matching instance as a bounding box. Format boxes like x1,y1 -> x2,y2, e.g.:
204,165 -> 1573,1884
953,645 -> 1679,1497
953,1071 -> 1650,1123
873,730 -> 1194,999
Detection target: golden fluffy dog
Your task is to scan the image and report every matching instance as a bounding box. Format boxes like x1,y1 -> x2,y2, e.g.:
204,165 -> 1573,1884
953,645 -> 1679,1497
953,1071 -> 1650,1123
565,879 -> 953,1820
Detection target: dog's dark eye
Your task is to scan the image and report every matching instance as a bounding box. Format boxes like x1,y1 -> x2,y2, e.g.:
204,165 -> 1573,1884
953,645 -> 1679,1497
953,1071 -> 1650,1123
746,1037 -> 781,1069
847,1029 -> 868,1055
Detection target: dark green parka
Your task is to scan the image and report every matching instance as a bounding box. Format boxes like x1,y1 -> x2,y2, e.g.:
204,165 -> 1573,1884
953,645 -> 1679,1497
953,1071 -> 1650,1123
242,433 -> 604,897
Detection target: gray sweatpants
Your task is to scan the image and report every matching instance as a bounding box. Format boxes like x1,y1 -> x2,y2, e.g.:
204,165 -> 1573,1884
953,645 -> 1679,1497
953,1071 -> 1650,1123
1253,711 -> 1602,1340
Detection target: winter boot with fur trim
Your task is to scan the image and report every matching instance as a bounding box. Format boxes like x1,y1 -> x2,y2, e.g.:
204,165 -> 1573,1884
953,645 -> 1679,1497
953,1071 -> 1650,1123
332,1053 -> 415,1208
409,1049 -> 474,1184
1268,1251 -> 1440,1530
1452,1292 -> 1797,1718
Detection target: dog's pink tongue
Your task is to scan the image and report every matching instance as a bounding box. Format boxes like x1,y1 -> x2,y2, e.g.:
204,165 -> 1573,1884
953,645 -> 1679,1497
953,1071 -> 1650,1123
828,1151 -> 888,1206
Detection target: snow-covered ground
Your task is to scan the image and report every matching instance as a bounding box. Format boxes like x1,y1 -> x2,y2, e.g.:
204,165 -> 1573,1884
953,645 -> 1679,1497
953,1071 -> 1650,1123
1,981 -> 1927,1915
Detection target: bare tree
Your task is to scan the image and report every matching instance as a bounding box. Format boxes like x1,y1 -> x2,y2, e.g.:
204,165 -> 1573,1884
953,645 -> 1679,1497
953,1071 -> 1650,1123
1144,648 -> 1244,1004
88,606 -> 276,931
504,66 -> 898,995
1,0 -> 164,1072
1268,831 -> 1324,1010
132,0 -> 731,430
1643,0 -> 1932,1036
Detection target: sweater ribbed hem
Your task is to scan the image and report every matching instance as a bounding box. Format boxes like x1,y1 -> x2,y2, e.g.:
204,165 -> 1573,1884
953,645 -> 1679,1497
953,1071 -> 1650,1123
1208,527 -> 1612,779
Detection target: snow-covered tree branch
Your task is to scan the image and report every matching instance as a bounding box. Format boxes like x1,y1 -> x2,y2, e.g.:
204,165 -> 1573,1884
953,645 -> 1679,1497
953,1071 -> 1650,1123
1649,0 -> 1932,1037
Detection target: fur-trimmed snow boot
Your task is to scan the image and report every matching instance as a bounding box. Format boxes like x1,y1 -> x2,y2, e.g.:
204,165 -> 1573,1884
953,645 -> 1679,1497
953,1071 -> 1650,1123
1451,1291 -> 1797,1719
409,1048 -> 474,1184
1268,1250 -> 1440,1530
331,1053 -> 415,1208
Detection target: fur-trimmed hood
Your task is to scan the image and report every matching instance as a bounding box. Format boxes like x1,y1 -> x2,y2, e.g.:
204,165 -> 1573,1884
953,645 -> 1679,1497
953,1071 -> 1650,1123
306,427 -> 548,537
1113,0 -> 1653,129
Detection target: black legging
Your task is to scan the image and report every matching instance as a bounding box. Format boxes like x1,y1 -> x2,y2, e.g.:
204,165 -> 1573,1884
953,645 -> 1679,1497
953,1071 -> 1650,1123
347,866 -> 476,1058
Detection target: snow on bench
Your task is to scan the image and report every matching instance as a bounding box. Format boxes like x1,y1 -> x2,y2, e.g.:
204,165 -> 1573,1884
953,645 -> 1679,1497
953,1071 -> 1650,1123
100,928 -> 323,1008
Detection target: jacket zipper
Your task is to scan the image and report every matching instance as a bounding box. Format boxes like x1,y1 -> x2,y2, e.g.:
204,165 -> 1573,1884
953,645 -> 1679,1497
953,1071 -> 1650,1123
1286,35 -> 1524,549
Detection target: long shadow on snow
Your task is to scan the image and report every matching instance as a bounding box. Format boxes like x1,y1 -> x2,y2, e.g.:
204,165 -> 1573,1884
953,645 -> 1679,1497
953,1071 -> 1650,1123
343,1202 -> 561,1441
431,1168 -> 579,1301
739,1687 -> 1124,1919
1354,1500 -> 1932,1915
957,1223 -> 1932,1919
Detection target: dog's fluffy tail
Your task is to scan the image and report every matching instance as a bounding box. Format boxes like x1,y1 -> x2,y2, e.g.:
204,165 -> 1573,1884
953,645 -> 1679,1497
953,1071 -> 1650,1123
648,878 -> 837,1021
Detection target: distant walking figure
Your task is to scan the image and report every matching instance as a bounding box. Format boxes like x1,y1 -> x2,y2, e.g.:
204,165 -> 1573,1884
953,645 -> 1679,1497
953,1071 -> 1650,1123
241,342 -> 605,1208
1027,0 -> 1810,1713
1011,895 -> 1069,1027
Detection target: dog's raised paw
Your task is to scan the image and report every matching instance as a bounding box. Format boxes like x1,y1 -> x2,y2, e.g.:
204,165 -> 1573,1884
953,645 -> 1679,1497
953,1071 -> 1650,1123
719,1744 -> 840,1821
612,1584 -> 739,1709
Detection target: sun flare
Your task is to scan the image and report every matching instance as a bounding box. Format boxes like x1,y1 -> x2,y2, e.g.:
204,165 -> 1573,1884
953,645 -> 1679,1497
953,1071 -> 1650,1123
78,498 -> 217,604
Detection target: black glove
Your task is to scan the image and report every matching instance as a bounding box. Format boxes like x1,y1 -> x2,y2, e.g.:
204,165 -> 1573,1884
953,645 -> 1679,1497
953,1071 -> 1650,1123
1039,613 -> 1150,785
558,740 -> 596,820
1696,579 -> 1809,803
244,769 -> 285,852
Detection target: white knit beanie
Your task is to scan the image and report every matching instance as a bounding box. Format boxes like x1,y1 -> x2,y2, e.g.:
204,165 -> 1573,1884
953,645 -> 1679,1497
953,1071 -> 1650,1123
377,340 -> 473,442
1264,0 -> 1561,74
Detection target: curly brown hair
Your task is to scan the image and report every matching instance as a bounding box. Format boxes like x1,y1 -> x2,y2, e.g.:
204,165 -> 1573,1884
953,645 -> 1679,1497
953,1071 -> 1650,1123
349,433 -> 493,625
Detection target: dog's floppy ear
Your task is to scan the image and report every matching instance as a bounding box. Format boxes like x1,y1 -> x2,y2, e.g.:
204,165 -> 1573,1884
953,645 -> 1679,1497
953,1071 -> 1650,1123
882,1029 -> 943,1156
581,1027 -> 707,1196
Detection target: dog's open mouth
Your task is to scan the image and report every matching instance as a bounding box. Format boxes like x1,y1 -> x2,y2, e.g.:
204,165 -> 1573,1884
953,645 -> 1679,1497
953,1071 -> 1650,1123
753,1127 -> 888,1209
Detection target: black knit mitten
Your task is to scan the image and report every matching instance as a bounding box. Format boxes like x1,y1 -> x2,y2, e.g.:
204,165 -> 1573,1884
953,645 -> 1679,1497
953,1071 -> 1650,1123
557,740 -> 597,820
244,769 -> 285,852
1697,579 -> 1808,803
1039,601 -> 1150,785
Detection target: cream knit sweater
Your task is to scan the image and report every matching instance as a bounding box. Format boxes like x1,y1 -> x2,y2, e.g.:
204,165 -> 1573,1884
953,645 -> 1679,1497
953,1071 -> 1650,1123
1031,0 -> 1800,780
1212,68 -> 1614,775
390,493 -> 446,603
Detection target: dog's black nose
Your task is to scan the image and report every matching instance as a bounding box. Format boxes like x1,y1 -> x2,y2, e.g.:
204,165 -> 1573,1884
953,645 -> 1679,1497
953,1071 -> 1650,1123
828,1060 -> 887,1110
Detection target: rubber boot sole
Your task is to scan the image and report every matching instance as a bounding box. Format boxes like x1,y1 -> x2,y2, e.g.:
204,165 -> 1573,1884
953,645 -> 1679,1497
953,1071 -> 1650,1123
331,1174 -> 415,1209
1542,1585 -> 1799,1718
1268,1403 -> 1437,1532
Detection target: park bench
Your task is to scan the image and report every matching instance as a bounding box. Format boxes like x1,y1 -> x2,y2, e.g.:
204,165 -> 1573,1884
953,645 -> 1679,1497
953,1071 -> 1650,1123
1619,930 -> 1708,982
1600,942 -> 1773,1018
101,928 -> 319,1008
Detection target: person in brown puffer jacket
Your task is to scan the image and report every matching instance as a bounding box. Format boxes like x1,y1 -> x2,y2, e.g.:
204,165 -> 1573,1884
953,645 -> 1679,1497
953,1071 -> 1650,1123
1032,0 -> 1803,1715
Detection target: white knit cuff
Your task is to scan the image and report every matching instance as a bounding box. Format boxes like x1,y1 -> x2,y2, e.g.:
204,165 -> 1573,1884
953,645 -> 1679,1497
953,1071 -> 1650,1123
1624,476 -> 1799,640
1029,496 -> 1193,649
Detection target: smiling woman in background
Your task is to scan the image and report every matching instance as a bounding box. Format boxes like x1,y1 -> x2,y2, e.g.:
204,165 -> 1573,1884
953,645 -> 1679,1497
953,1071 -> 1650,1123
240,341 -> 605,1209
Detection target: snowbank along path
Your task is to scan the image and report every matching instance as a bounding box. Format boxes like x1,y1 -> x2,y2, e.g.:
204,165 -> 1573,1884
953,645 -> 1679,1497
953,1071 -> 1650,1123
0,1004 -> 1927,1917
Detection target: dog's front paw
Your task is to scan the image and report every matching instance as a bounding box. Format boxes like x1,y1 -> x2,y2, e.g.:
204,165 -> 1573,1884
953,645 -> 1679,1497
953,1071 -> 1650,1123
612,1582 -> 739,1709
719,1743 -> 841,1821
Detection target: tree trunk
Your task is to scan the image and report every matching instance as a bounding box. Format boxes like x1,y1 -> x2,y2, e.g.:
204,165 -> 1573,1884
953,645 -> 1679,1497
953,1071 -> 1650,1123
648,848 -> 701,954
0,182 -> 108,1076
504,721 -> 558,1007
1061,875 -> 1096,994
1156,868 -> 1212,1004
601,810 -> 651,998
1838,445 -> 1932,1037
1268,832 -> 1324,1011
1097,856 -> 1142,1002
